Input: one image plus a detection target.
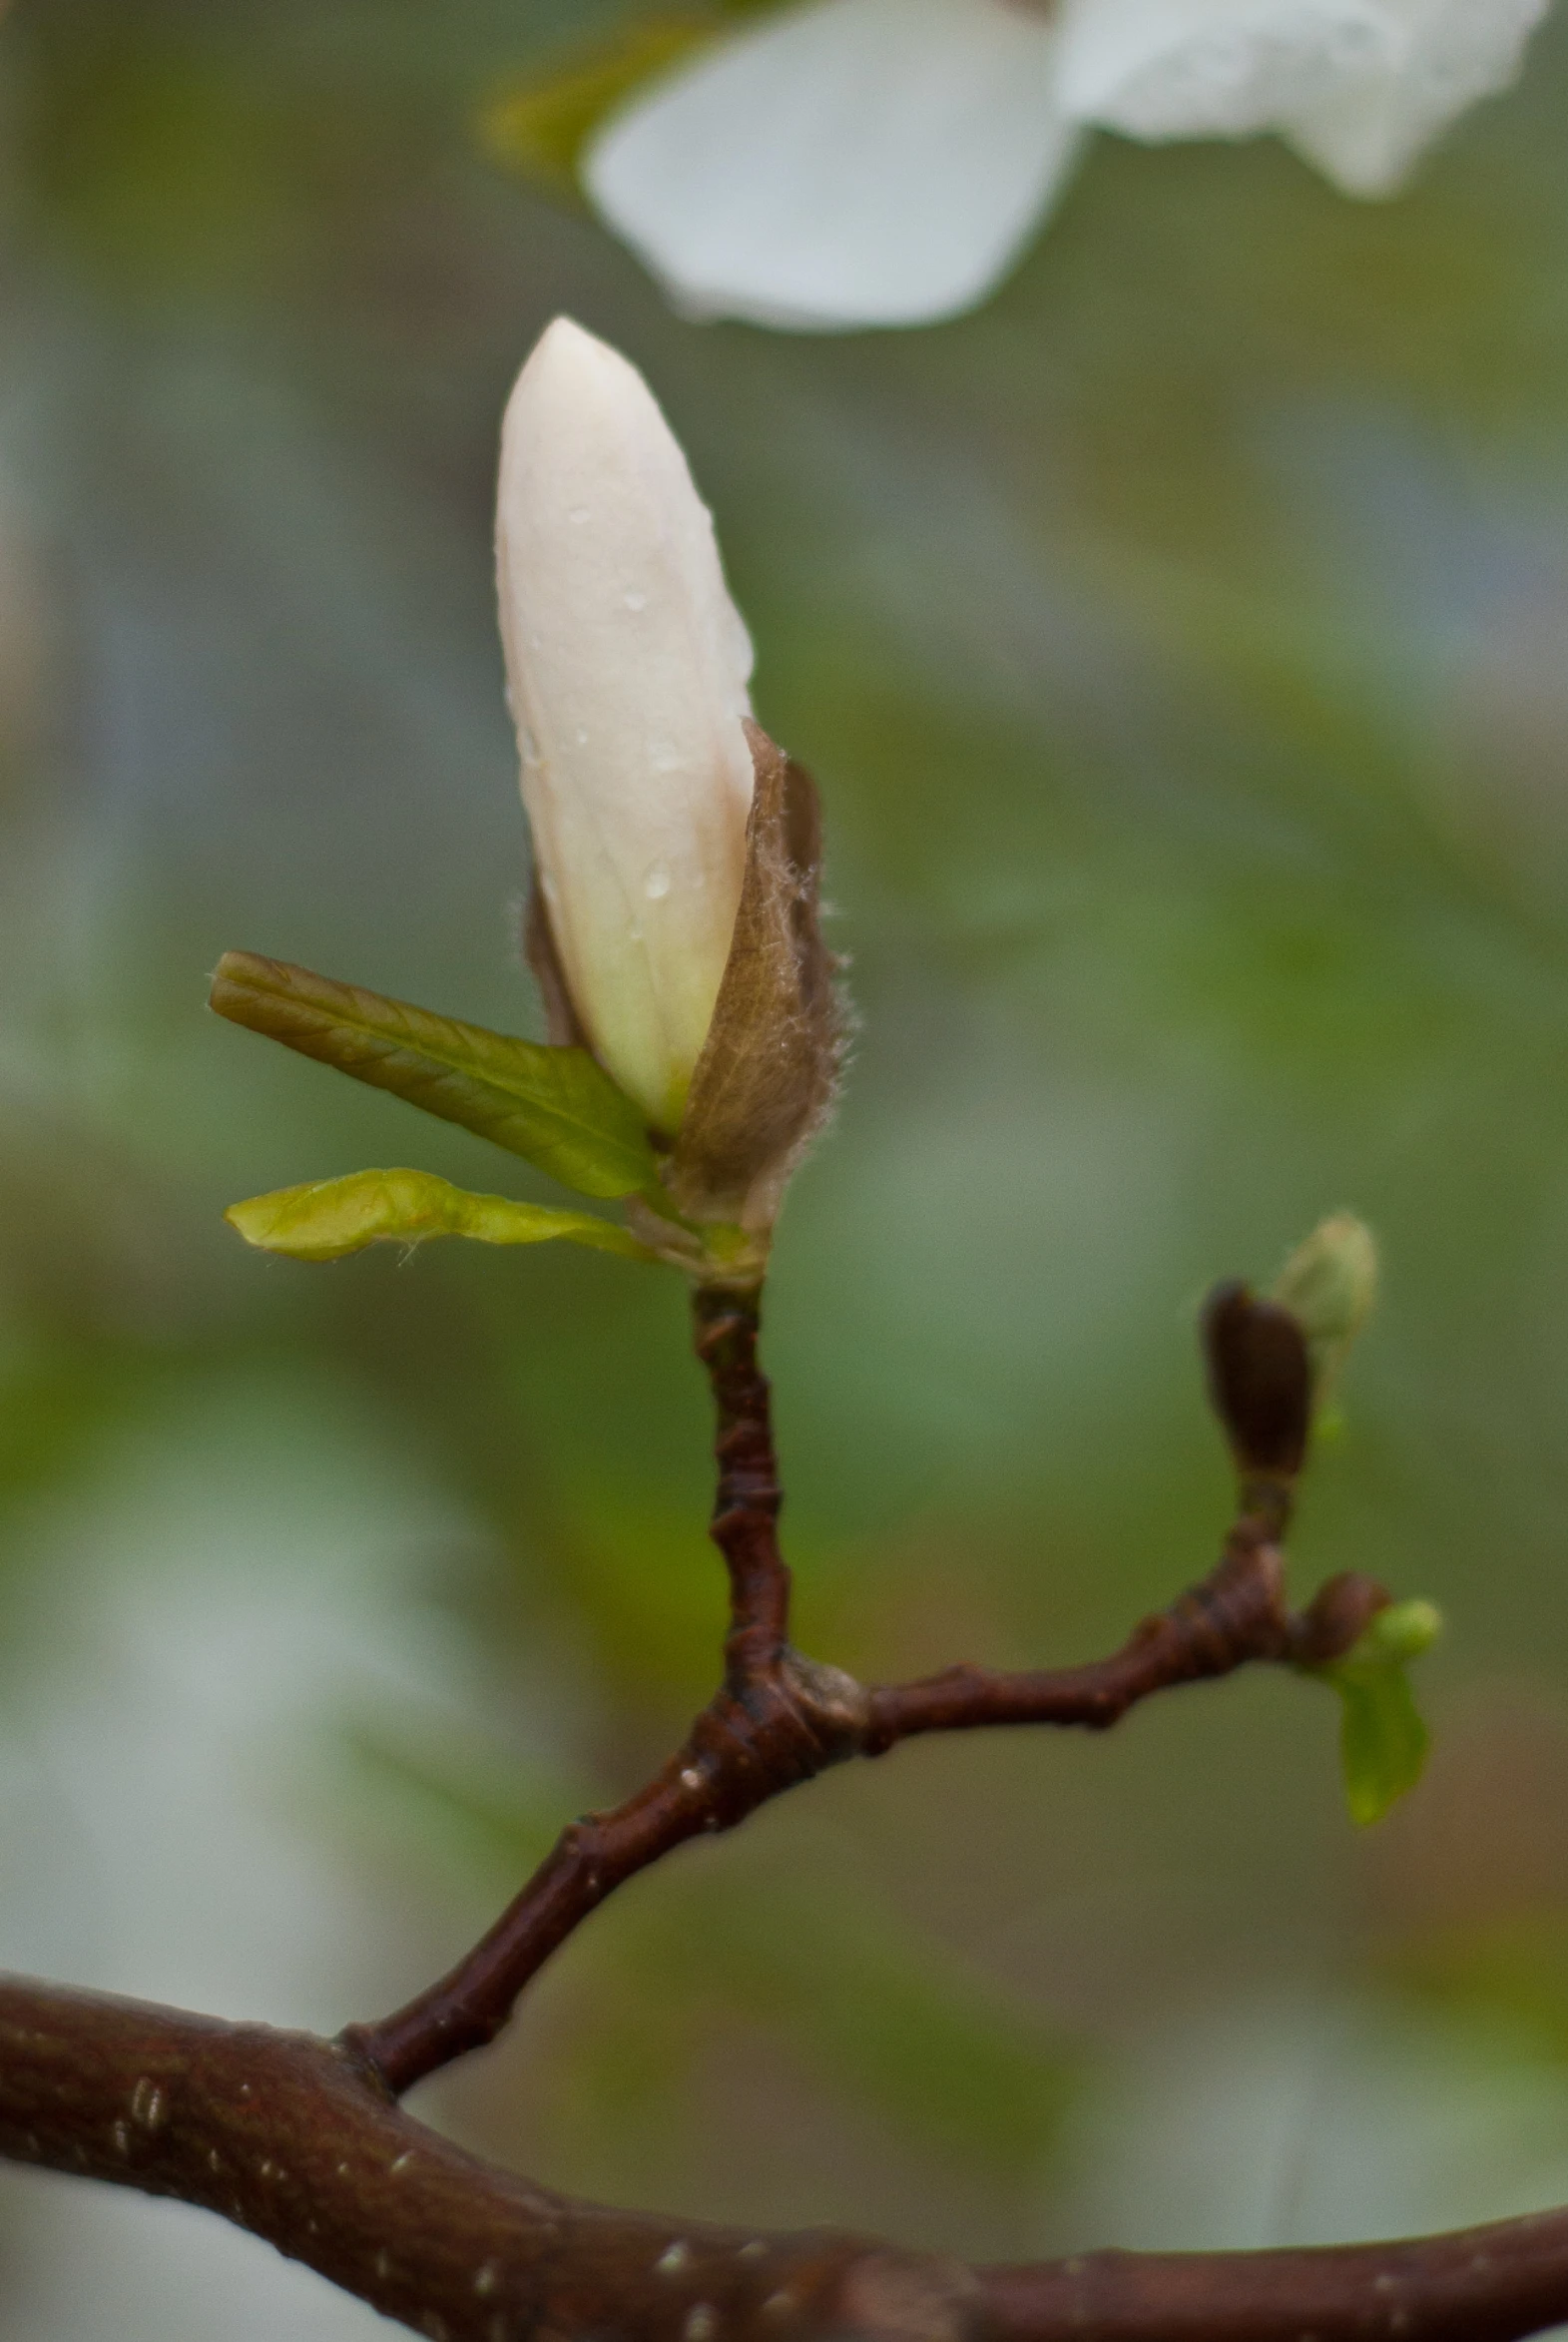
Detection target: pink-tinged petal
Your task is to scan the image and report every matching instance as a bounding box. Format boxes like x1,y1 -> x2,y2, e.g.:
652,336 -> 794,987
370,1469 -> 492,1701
584,0 -> 1083,331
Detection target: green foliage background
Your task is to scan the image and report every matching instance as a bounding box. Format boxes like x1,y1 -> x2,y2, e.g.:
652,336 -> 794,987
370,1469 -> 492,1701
6,1 -> 1568,2328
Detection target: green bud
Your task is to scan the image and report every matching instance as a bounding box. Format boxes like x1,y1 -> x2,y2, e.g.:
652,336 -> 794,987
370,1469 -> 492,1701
1341,1597 -> 1443,1672
1271,1212 -> 1377,1407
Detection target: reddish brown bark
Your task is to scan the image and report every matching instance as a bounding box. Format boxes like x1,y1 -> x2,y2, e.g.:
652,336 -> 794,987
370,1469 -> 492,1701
982,2226 -> 1568,2342
8,1976 -> 1568,2342
0,1976 -> 926,2342
347,1293 -> 1367,2102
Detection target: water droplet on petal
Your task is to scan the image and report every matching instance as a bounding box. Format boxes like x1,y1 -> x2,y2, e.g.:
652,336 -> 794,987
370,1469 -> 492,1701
644,861 -> 672,900
623,589 -> 648,612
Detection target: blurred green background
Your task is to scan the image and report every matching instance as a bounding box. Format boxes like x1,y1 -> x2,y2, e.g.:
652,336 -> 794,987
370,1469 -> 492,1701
6,2 -> 1568,2333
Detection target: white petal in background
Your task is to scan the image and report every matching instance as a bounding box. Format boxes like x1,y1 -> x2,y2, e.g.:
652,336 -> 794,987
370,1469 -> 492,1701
1283,0 -> 1552,196
584,0 -> 1084,331
1056,0 -> 1406,141
1056,0 -> 1552,193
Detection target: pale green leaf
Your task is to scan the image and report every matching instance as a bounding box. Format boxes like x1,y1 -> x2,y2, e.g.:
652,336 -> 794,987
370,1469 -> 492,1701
210,951 -> 657,1199
1314,1601 -> 1441,1826
1332,1665 -> 1429,1827
225,1167 -> 649,1263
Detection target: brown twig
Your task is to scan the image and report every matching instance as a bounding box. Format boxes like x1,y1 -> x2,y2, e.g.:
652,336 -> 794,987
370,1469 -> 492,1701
347,1292 -> 1377,2099
344,1287 -> 860,2095
691,1283 -> 792,1682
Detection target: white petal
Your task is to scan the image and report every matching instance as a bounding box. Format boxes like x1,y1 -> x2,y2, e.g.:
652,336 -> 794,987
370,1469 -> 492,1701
1056,0 -> 1401,139
497,318 -> 756,1133
1283,0 -> 1552,195
583,0 -> 1084,332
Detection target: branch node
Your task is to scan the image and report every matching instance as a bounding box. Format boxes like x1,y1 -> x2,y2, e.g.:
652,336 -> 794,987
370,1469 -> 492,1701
1289,1569 -> 1392,1667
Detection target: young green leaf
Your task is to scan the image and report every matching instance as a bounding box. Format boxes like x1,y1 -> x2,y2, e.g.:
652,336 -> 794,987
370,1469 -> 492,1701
1330,1666 -> 1429,1828
210,952 -> 658,1199
1314,1598 -> 1442,1827
225,1167 -> 650,1263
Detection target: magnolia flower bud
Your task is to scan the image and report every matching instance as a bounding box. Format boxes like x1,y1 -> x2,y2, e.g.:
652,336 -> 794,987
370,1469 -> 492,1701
496,315 -> 757,1136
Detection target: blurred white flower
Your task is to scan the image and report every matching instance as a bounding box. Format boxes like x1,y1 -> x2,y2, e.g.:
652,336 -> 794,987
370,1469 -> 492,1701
497,316 -> 757,1136
583,0 -> 1552,330
0,1373 -> 486,2340
1061,1993 -> 1568,2250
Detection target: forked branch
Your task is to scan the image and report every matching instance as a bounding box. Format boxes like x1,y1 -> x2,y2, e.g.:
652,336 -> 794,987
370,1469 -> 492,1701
345,1288 -> 1374,2100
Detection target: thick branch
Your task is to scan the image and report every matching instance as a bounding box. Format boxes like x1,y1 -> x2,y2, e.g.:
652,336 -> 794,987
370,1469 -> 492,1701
0,1976 -> 934,2342
9,1973 -> 1568,2342
981,2230 -> 1568,2342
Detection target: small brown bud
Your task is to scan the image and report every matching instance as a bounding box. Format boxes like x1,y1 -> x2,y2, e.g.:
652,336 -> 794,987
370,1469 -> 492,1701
1292,1570 -> 1391,1666
1201,1280 -> 1312,1480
